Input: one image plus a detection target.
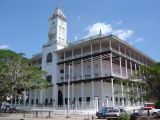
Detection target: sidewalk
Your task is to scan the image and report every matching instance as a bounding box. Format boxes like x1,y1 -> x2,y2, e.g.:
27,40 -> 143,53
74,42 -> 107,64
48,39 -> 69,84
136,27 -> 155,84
0,113 -> 96,120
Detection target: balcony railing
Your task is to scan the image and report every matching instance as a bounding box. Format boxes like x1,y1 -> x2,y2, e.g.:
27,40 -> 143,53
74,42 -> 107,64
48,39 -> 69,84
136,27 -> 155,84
58,47 -> 110,62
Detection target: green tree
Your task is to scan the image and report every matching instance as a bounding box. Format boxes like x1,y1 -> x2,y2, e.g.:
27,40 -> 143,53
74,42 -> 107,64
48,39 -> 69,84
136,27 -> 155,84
0,50 -> 50,102
137,62 -> 160,101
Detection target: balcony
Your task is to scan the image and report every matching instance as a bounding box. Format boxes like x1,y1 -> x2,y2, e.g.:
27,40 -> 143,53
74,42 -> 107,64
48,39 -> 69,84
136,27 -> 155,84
58,47 -> 110,62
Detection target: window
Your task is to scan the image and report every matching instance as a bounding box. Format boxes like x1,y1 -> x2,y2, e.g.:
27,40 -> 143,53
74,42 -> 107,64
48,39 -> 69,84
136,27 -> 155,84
36,99 -> 38,104
60,69 -> 64,73
86,97 -> 90,103
46,53 -> 52,63
79,97 -> 82,103
46,75 -> 52,83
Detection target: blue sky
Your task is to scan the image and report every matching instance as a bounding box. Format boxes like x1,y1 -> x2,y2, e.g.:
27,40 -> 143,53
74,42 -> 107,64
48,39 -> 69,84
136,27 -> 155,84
0,0 -> 160,61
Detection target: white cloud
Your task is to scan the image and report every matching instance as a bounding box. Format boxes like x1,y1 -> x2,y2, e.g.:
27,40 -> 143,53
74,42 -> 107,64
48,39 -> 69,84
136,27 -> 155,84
135,37 -> 143,42
113,29 -> 133,40
0,44 -> 9,49
85,22 -> 113,38
130,37 -> 143,45
74,35 -> 78,41
113,20 -> 123,25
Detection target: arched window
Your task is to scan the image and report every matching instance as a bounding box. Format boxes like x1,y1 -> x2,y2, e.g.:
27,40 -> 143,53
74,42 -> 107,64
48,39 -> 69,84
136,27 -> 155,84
46,53 -> 52,63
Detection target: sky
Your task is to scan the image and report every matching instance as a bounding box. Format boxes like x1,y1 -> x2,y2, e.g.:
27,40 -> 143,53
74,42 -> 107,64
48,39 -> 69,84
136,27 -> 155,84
0,0 -> 160,61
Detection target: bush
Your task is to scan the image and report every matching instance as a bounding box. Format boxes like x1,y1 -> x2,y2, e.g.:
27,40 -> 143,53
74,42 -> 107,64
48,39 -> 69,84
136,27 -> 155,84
119,112 -> 130,120
130,114 -> 137,120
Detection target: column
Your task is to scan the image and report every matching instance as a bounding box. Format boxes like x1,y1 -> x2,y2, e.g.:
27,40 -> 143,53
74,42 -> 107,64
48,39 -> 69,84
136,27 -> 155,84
109,40 -> 113,76
141,86 -> 144,106
100,55 -> 103,77
135,63 -> 137,74
63,84 -> 66,107
130,61 -> 133,76
91,57 -> 93,78
81,59 -> 83,79
91,44 -> 94,78
71,83 -> 74,101
111,78 -> 115,106
43,88 -> 45,106
121,81 -> 124,106
63,63 -> 66,82
131,83 -> 135,106
81,82 -> 84,108
34,89 -> 36,105
72,49 -> 74,80
110,52 -> 113,76
101,80 -> 104,107
127,83 -> 130,106
67,65 -> 71,110
72,62 -> 74,80
64,51 -> 66,82
100,42 -> 103,77
119,57 -> 122,78
137,85 -> 140,106
125,59 -> 128,78
91,81 -> 95,102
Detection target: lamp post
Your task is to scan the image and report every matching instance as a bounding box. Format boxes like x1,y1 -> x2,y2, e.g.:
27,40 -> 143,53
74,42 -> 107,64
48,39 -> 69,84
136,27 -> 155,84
66,64 -> 71,118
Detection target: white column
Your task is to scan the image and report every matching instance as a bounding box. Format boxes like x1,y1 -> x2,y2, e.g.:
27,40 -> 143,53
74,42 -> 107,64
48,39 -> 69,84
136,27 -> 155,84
81,59 -> 83,79
127,83 -> 130,106
119,57 -> 122,78
101,80 -> 104,107
137,85 -> 140,106
110,52 -> 113,76
34,89 -> 36,105
130,61 -> 133,76
91,44 -> 94,78
121,81 -> 124,106
109,40 -> 113,76
81,82 -> 84,108
63,84 -> 66,107
135,63 -> 137,74
125,60 -> 128,78
72,49 -> 74,81
71,83 -> 74,101
111,78 -> 115,106
131,83 -> 135,106
141,86 -> 144,106
91,57 -> 94,78
63,64 -> 65,82
100,42 -> 103,77
91,81 -> 95,102
43,88 -> 45,105
100,55 -> 103,77
67,65 -> 71,116
72,62 -> 74,81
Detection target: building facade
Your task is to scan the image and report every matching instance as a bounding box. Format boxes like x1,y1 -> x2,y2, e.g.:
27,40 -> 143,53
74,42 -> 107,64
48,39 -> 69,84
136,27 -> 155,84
30,8 -> 155,109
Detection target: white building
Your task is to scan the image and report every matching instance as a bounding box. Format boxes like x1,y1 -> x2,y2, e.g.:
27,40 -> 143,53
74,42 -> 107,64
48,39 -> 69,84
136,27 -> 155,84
30,7 -> 155,109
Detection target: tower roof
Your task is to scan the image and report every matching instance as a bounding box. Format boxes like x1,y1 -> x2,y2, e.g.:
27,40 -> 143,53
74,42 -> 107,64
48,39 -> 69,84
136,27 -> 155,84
51,7 -> 66,20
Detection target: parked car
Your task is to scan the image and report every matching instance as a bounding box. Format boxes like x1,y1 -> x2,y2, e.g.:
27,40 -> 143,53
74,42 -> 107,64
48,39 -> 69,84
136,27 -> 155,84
144,103 -> 155,108
96,107 -> 114,118
0,104 -> 16,113
134,107 -> 160,118
105,108 -> 126,119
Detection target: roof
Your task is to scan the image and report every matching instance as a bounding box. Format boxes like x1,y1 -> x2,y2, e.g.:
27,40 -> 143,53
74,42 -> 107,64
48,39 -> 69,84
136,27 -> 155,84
56,34 -> 156,63
50,7 -> 66,20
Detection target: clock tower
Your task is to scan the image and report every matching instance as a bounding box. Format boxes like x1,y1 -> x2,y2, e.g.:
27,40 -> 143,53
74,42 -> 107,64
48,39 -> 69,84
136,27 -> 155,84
48,7 -> 68,49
